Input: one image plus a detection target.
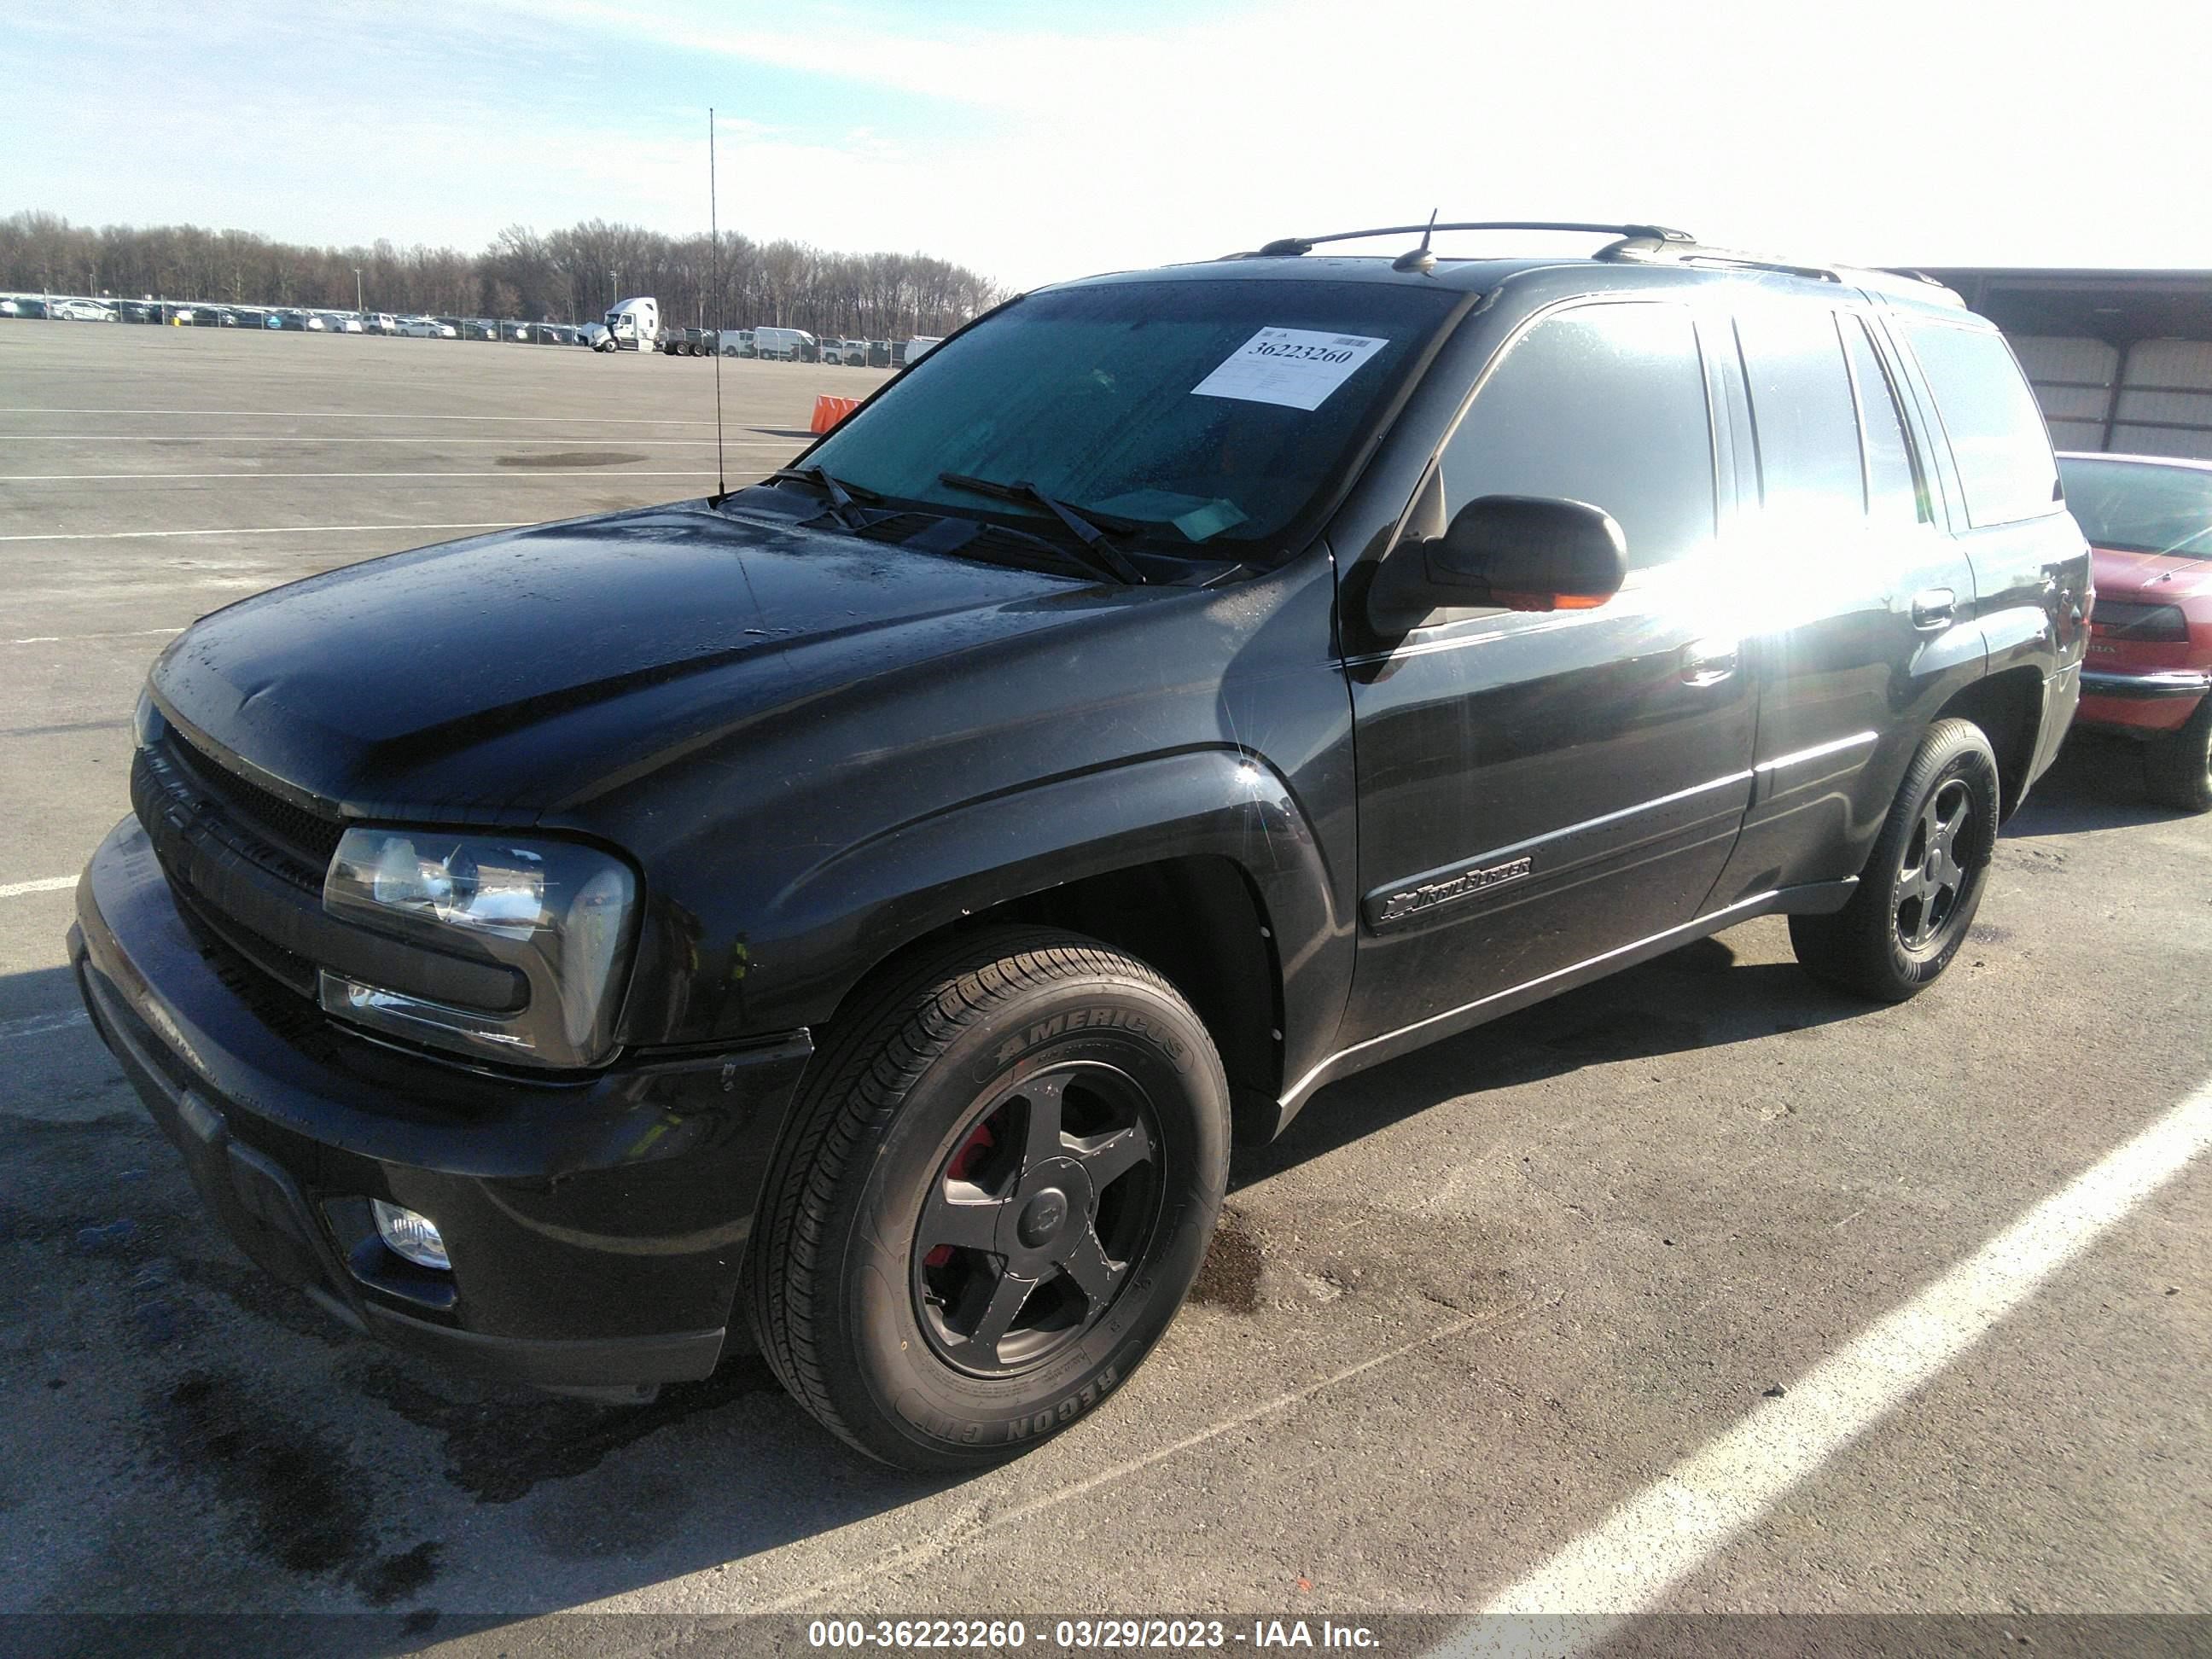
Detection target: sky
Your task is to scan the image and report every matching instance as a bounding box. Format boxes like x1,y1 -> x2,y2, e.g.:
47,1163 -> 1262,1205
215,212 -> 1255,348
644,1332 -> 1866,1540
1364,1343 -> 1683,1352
5,0 -> 2209,292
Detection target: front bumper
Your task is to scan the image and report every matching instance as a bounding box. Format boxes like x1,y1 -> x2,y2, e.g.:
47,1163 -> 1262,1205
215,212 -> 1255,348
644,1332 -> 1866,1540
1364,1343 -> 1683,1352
71,815 -> 812,1394
2076,668 -> 2210,735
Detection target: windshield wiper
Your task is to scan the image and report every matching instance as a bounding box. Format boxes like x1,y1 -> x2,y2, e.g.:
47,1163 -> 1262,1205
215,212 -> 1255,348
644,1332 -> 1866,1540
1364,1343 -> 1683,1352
937,473 -> 1146,585
767,464 -> 882,528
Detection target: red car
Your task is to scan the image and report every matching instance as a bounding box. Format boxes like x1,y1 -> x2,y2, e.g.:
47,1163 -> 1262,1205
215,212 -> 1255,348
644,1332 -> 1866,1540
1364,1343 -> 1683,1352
2059,451 -> 2212,812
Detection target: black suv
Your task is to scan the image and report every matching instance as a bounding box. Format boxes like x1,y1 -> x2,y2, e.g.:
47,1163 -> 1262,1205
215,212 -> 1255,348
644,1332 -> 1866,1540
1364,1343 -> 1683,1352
71,221 -> 2087,1470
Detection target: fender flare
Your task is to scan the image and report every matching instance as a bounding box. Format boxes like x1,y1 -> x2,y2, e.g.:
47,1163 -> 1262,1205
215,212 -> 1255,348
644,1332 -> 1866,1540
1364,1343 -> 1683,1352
754,747 -> 1346,1062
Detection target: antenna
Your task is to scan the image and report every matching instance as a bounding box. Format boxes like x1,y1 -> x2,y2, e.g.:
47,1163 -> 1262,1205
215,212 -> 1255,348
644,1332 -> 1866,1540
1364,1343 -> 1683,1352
1391,209 -> 1439,274
709,107 -> 726,501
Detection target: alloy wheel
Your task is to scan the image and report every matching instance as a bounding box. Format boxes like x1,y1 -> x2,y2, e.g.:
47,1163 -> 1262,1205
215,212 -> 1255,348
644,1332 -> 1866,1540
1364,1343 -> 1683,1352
1895,777 -> 1973,952
911,1062 -> 1161,1378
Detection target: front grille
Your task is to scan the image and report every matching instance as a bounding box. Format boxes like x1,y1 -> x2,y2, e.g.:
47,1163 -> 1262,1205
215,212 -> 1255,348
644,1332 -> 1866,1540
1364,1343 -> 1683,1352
163,730 -> 346,868
133,731 -> 340,1015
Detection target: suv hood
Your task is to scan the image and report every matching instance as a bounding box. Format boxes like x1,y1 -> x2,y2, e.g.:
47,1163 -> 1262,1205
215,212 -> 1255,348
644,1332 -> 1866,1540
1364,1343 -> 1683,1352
150,498 -> 1096,813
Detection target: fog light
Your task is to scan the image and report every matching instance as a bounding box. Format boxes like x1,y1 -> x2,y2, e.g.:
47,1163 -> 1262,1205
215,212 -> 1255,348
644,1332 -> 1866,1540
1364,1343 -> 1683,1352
371,1199 -> 450,1271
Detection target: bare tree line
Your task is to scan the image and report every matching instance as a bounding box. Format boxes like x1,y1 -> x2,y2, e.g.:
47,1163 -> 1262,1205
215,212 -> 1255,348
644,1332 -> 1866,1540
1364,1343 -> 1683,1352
0,211 -> 1010,339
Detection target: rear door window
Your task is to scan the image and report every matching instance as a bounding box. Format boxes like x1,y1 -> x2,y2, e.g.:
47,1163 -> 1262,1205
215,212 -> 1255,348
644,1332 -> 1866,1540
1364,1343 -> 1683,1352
1896,317 -> 2060,527
1439,300 -> 1714,570
1842,315 -> 1928,527
1735,304 -> 1863,527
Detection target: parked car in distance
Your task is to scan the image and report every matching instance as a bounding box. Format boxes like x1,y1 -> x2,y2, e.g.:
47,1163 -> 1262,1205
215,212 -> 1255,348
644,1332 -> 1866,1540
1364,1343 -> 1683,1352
2058,451 -> 2212,810
50,298 -> 118,321
899,335 -> 944,366
753,325 -> 811,361
0,296 -> 48,319
72,220 -> 2086,1473
398,317 -> 455,338
719,328 -> 756,358
120,301 -> 161,323
867,339 -> 893,368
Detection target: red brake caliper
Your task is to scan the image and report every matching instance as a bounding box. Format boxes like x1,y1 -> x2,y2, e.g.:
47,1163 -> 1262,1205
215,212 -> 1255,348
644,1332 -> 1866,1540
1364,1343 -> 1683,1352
924,1117 -> 998,1268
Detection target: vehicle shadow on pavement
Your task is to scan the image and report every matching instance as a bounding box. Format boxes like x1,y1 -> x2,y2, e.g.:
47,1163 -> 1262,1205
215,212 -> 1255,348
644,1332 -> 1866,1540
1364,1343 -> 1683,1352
2003,734 -> 2193,837
1232,935 -> 1868,1189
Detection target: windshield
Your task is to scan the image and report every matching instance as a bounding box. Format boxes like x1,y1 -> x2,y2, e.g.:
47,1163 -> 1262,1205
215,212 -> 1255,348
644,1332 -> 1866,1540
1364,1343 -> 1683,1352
800,278 -> 1460,548
2059,456 -> 2212,559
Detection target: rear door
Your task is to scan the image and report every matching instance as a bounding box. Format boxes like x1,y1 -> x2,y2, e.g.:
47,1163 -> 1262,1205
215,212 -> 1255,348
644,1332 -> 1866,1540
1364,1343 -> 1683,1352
1889,313 -> 2087,783
1705,294 -> 1982,902
1340,296 -> 1757,1048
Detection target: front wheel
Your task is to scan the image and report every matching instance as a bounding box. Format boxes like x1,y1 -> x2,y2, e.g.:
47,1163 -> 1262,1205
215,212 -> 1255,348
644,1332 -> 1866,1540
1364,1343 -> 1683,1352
2144,696 -> 2212,814
1790,718 -> 2000,1002
746,927 -> 1230,1470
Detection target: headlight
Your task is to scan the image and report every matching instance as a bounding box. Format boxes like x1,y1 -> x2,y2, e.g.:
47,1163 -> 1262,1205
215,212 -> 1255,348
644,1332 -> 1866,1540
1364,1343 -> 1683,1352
321,828 -> 638,1068
133,687 -> 166,748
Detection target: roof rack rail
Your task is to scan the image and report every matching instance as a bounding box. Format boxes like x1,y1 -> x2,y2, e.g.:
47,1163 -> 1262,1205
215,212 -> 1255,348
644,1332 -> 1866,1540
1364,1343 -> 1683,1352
1597,235 -> 1841,282
1242,222 -> 1697,259
1598,238 -> 1967,305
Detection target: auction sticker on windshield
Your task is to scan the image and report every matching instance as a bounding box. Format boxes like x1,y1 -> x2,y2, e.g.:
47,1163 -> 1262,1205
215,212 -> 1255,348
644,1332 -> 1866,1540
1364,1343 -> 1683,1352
1191,327 -> 1388,410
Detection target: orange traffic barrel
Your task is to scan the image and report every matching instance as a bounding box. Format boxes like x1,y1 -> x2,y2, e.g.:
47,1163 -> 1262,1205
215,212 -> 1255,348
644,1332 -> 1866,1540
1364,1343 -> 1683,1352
809,395 -> 859,434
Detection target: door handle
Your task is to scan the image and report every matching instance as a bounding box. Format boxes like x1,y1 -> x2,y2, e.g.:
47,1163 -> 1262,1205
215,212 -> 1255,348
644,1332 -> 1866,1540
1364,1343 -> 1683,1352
1681,638 -> 1738,687
1911,588 -> 1956,630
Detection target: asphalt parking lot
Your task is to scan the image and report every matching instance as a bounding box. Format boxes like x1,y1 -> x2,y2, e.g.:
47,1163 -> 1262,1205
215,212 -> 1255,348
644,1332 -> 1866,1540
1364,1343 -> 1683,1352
0,325 -> 2205,1652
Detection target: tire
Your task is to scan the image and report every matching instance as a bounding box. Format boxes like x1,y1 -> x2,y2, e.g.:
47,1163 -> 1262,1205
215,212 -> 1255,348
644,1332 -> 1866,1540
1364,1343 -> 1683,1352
2144,696 -> 2212,814
1789,718 -> 2000,1002
746,926 -> 1231,1470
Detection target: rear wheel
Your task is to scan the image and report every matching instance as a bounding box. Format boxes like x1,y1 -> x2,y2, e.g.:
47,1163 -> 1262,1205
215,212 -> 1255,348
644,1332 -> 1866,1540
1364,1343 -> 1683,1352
1790,718 -> 2000,1002
2144,696 -> 2212,814
746,927 -> 1230,1470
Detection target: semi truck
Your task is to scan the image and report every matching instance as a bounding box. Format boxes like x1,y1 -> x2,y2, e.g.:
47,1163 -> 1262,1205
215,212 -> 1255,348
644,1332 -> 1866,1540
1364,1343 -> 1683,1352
604,296 -> 661,352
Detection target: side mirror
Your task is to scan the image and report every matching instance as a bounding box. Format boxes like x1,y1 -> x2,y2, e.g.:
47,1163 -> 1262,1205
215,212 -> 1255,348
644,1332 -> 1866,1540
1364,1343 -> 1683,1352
1423,494 -> 1628,612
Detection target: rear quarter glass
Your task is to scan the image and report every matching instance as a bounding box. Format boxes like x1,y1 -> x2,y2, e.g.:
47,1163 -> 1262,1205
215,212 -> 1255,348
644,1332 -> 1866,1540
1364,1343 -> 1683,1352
1896,317 -> 2061,527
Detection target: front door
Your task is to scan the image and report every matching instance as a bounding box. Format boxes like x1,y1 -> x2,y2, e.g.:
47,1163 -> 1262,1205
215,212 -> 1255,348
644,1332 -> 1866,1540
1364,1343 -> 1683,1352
1341,298 -> 1757,1051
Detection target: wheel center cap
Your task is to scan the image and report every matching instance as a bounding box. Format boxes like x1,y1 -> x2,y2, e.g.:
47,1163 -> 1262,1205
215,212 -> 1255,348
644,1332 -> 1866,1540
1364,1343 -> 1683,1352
1018,1189 -> 1068,1248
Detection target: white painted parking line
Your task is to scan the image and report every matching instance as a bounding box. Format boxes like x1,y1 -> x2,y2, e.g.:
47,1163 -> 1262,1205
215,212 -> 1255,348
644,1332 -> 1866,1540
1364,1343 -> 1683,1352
744,1302 -> 1517,1614
0,1010 -> 89,1042
0,522 -> 531,543
1459,1078 -> 2212,1641
0,407 -> 723,424
0,876 -> 79,899
1,470 -> 729,481
6,627 -> 183,645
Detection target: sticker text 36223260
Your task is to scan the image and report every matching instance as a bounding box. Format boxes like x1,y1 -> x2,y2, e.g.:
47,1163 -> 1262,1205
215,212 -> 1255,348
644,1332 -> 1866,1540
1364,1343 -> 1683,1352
1190,327 -> 1388,410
